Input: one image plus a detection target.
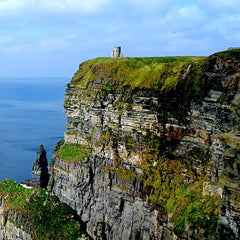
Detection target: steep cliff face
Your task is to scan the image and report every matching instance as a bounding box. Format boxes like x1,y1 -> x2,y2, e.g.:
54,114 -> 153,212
49,51 -> 240,239
203,51 -> 240,239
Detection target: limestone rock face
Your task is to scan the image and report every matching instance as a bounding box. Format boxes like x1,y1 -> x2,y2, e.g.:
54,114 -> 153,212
51,156 -> 171,240
31,145 -> 49,189
49,51 -> 240,239
202,53 -> 240,239
0,200 -> 32,240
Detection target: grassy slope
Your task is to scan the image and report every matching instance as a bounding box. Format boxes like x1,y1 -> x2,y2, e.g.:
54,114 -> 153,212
71,49 -> 240,90
0,179 -> 87,240
213,49 -> 240,60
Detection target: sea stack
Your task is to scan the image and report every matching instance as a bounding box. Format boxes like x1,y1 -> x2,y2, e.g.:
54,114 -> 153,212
31,144 -> 49,189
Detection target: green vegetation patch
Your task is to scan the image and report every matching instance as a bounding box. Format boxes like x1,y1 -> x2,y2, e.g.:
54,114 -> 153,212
73,121 -> 80,127
214,49 -> 240,61
140,134 -> 220,239
71,56 -> 206,90
53,138 -> 65,153
0,179 -> 88,240
58,143 -> 92,163
167,181 -> 221,239
220,133 -> 240,151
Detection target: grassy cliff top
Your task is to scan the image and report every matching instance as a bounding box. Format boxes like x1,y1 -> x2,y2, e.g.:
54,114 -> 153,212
213,49 -> 240,60
71,56 -> 206,90
0,179 -> 87,240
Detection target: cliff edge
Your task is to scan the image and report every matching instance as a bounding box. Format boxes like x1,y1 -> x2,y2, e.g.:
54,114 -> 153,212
48,50 -> 240,239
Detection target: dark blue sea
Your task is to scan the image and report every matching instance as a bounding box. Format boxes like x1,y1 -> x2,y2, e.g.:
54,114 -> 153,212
0,78 -> 68,182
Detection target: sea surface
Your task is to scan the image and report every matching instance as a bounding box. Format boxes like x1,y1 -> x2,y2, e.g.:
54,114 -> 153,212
0,78 -> 68,182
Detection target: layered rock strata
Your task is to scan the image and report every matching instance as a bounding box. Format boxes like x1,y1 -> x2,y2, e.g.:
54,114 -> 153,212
49,51 -> 240,239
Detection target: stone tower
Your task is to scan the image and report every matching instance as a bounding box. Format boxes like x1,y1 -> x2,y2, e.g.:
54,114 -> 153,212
111,46 -> 123,58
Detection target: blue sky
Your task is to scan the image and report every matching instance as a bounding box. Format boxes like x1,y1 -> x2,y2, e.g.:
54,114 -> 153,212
0,0 -> 240,77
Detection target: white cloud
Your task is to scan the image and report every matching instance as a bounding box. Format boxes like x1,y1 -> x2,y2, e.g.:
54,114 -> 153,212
39,0 -> 111,14
0,34 -> 76,53
198,0 -> 240,15
178,5 -> 203,18
203,0 -> 240,9
116,0 -> 175,13
0,0 -> 28,16
0,36 -> 11,44
64,34 -> 76,40
0,0 -> 112,16
2,44 -> 30,53
126,0 -> 173,9
0,0 -> 25,11
38,35 -> 75,51
202,10 -> 240,39
154,4 -> 204,34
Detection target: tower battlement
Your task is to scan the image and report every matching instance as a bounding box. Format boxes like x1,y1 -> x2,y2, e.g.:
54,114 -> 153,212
111,46 -> 123,58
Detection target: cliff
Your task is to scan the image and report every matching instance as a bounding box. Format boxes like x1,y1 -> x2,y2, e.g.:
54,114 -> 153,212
47,50 -> 240,239
0,179 -> 90,240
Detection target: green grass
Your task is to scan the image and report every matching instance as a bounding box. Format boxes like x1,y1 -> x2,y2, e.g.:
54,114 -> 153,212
73,121 -> 80,127
71,56 -> 206,90
0,179 -> 87,240
214,49 -> 240,61
0,179 -> 32,209
166,181 -> 220,239
53,138 -> 65,153
58,143 -> 92,163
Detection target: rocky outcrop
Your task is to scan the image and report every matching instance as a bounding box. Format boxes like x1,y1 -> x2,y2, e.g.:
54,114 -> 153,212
49,50 -> 240,239
31,145 -> 49,189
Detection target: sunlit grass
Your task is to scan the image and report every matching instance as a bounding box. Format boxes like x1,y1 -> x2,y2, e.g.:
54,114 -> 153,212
58,143 -> 92,163
0,179 -> 85,240
71,56 -> 206,90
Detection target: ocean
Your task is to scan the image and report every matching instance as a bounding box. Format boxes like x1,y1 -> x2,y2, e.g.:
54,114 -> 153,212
0,78 -> 68,182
